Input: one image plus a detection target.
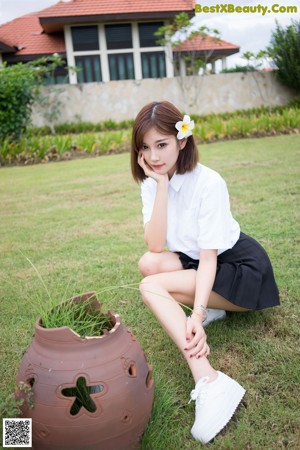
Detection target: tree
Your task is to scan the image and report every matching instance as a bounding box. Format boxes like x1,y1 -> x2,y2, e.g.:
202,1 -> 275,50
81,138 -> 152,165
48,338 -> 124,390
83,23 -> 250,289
0,55 -> 68,141
236,50 -> 270,72
267,20 -> 300,91
155,12 -> 220,76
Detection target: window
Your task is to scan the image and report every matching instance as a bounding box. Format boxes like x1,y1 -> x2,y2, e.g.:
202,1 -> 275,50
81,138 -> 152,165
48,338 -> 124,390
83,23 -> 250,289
141,52 -> 166,78
108,53 -> 134,80
75,55 -> 102,83
40,59 -> 69,85
71,26 -> 99,51
43,66 -> 69,85
105,24 -> 132,50
67,21 -> 170,83
138,22 -> 163,47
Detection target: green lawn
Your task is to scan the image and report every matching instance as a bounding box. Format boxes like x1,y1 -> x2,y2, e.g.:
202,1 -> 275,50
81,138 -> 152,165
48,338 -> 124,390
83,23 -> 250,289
0,134 -> 299,449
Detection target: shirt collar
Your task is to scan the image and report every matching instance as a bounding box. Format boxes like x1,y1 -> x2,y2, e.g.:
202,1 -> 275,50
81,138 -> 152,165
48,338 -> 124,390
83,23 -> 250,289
169,171 -> 187,192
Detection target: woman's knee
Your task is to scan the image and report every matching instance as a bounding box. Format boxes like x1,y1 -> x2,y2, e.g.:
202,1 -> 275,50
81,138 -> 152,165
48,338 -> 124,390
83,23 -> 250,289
138,252 -> 161,276
139,275 -> 159,306
139,275 -> 154,294
138,251 -> 181,276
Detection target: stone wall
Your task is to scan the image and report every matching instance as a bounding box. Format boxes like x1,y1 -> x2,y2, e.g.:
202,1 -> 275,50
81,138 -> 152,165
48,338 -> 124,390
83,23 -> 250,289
31,71 -> 296,126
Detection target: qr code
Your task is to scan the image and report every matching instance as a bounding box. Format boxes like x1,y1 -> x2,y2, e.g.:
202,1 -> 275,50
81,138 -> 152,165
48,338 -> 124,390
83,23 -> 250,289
3,418 -> 32,448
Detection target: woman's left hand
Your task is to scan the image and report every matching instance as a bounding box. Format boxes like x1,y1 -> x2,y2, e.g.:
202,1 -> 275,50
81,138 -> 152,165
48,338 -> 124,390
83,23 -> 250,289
185,314 -> 210,359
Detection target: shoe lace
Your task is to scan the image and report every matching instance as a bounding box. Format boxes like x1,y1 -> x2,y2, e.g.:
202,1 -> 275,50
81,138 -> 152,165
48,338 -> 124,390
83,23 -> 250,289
189,376 -> 209,405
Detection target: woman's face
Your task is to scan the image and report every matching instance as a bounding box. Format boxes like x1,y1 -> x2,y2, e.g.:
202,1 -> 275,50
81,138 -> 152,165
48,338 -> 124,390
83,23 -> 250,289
139,127 -> 186,179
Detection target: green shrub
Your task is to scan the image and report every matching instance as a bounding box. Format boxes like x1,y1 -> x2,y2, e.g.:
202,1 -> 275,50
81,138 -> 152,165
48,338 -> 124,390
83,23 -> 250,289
268,20 -> 300,92
0,55 -> 70,142
221,65 -> 256,73
0,104 -> 299,167
0,64 -> 38,141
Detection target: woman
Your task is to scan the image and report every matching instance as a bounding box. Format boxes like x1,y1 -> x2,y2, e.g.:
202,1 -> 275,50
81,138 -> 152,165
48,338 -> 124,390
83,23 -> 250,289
130,100 -> 280,444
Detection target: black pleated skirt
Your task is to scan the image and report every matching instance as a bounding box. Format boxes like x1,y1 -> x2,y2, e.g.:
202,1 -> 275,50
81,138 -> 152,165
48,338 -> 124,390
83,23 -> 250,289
177,232 -> 280,310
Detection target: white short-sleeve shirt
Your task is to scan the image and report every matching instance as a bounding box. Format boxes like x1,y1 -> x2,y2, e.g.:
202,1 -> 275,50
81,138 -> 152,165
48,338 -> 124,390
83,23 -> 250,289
141,163 -> 240,259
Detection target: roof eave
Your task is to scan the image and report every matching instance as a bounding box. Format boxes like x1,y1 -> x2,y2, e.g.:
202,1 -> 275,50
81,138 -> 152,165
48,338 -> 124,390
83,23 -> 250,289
0,41 -> 16,53
173,48 -> 240,56
2,52 -> 67,63
39,10 -> 195,33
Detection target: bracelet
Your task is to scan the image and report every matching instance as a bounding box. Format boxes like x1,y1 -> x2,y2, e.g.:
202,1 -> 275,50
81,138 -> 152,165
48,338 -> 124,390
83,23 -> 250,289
192,305 -> 207,322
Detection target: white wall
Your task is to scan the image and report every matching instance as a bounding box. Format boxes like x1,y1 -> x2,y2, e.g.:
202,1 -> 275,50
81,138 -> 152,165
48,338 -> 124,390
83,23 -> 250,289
31,72 -> 296,126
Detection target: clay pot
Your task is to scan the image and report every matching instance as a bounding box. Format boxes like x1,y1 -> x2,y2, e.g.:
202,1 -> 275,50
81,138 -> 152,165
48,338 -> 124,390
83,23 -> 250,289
16,292 -> 154,450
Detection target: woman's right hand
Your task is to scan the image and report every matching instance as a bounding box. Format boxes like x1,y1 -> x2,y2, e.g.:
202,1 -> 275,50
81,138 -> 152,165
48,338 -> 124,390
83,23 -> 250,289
185,314 -> 210,359
138,152 -> 169,183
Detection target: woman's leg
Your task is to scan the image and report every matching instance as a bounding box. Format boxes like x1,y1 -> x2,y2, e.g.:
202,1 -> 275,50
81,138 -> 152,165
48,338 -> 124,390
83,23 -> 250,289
140,269 -> 249,382
139,252 -> 248,312
139,272 -> 217,384
138,251 -> 182,276
139,262 -> 246,444
140,265 -> 249,311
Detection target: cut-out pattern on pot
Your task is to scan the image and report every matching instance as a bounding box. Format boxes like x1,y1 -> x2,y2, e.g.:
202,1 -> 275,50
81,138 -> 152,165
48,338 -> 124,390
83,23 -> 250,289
17,292 -> 154,450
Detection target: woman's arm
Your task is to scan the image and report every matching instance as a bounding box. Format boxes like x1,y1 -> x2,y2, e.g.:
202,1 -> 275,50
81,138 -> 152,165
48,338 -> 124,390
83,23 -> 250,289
194,249 -> 217,313
185,249 -> 217,358
139,153 -> 169,252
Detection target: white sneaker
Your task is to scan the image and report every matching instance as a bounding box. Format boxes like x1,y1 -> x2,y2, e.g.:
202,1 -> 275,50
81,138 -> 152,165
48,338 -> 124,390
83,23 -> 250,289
190,371 -> 245,444
202,309 -> 226,327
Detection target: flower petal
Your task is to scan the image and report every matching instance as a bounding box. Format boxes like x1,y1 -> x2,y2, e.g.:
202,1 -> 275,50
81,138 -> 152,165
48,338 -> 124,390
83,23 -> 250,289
175,120 -> 183,131
182,115 -> 191,124
177,130 -> 185,139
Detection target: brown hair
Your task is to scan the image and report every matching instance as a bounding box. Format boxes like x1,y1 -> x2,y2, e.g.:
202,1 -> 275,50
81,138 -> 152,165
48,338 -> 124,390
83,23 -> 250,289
131,101 -> 198,182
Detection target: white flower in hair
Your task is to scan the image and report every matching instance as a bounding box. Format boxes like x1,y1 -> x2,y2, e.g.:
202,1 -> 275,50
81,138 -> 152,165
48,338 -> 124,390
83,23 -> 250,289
175,115 -> 194,139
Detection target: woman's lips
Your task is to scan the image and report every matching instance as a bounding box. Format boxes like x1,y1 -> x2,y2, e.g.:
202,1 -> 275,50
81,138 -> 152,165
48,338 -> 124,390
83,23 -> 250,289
151,164 -> 164,169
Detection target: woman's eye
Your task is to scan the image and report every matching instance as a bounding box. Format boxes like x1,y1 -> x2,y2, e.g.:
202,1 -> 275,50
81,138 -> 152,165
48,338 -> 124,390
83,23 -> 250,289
158,143 -> 167,149
141,145 -> 148,150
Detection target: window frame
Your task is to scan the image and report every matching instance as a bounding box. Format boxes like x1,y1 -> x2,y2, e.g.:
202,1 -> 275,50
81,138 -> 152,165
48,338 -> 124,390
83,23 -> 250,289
65,20 -> 172,84
105,23 -> 133,50
138,22 -> 164,48
75,54 -> 102,83
108,52 -> 135,80
71,25 -> 100,52
141,51 -> 166,79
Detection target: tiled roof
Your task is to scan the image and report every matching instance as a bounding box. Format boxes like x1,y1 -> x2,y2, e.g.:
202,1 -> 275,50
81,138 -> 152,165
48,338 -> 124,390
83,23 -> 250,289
174,34 -> 239,54
0,15 -> 65,57
0,0 -> 195,56
39,0 -> 195,17
39,0 -> 195,33
1,1 -> 239,60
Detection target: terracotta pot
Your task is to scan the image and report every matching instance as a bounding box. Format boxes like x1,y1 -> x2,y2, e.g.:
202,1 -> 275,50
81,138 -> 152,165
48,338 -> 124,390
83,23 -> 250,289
17,292 -> 154,450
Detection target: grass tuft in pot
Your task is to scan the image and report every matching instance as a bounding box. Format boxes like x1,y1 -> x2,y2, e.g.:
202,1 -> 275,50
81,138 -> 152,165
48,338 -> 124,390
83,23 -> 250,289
23,254 -> 114,337
40,296 -> 114,337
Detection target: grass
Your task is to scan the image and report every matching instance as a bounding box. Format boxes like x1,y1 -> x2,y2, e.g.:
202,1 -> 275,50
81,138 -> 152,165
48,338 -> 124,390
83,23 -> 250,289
0,134 -> 299,449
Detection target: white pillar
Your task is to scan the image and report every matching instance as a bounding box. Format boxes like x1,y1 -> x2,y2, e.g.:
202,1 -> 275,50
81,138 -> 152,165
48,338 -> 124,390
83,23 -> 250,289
165,42 -> 174,78
64,25 -> 77,84
222,56 -> 227,71
132,22 -> 142,80
179,56 -> 186,76
0,53 -> 3,66
99,24 -> 109,82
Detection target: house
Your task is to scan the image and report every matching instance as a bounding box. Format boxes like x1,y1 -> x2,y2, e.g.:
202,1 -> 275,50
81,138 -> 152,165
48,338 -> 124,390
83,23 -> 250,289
173,34 -> 240,74
0,0 -> 239,84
